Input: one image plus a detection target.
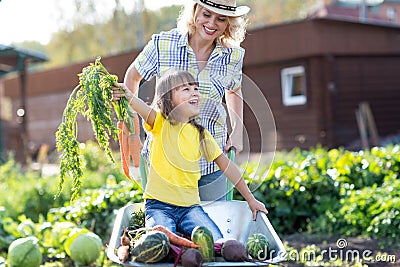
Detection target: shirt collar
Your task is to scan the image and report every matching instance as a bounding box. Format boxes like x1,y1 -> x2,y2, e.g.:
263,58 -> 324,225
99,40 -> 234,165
179,32 -> 230,56
178,32 -> 189,48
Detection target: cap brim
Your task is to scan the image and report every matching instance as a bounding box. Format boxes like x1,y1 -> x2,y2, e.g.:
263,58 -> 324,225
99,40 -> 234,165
194,0 -> 250,17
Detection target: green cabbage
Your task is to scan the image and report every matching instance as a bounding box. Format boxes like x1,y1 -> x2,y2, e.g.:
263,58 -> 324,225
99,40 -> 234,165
8,236 -> 42,267
65,231 -> 103,265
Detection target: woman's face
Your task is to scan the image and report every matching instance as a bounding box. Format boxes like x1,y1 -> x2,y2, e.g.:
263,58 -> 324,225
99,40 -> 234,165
194,6 -> 229,42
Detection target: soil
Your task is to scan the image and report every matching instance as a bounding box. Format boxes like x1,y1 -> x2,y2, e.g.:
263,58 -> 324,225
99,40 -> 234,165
280,233 -> 400,266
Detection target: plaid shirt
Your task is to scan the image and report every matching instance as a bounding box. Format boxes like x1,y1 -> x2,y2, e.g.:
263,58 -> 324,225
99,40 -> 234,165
134,28 -> 244,175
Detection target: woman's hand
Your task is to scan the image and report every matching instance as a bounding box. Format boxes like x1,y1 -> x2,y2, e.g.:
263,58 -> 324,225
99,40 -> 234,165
248,199 -> 268,221
225,137 -> 243,154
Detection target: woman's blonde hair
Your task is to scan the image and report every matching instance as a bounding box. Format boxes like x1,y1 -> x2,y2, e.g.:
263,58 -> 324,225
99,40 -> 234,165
177,3 -> 249,47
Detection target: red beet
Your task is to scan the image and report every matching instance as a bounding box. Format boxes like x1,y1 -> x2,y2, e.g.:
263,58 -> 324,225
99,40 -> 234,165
214,242 -> 223,256
181,248 -> 204,267
221,239 -> 251,262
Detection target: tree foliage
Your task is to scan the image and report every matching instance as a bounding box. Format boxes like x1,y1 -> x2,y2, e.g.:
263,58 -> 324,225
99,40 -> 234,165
44,2 -> 182,68
239,0 -> 322,29
15,0 -> 323,69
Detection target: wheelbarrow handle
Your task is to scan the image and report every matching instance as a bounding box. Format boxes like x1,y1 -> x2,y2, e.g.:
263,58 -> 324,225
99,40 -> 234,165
226,146 -> 236,200
227,146 -> 236,162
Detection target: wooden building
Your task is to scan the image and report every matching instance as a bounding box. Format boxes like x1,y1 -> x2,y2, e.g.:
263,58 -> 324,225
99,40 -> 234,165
0,53 -> 140,161
310,0 -> 400,24
242,16 -> 400,149
1,16 -> 400,160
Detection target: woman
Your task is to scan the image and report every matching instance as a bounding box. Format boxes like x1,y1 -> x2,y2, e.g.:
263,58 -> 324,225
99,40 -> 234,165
122,0 -> 250,201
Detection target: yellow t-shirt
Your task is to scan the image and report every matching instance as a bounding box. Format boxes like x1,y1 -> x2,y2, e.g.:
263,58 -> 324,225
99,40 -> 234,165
144,112 -> 223,206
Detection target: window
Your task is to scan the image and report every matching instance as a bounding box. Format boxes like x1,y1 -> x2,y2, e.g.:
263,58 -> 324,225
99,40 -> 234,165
281,66 -> 307,106
0,96 -> 12,121
386,7 -> 397,21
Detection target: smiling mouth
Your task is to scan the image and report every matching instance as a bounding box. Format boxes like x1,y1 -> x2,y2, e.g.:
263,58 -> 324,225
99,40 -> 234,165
204,26 -> 217,35
189,99 -> 199,106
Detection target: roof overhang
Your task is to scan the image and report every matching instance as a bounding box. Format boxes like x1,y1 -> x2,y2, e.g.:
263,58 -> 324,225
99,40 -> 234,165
0,44 -> 48,78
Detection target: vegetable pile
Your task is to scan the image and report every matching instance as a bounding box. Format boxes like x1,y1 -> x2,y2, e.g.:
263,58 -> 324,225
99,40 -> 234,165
115,214 -> 272,265
55,57 -> 140,200
116,225 -> 199,264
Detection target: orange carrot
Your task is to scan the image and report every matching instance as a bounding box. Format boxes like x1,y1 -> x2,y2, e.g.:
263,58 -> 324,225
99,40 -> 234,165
117,120 -> 131,180
129,113 -> 141,167
132,112 -> 141,135
117,245 -> 130,262
152,225 -> 199,249
128,134 -> 141,168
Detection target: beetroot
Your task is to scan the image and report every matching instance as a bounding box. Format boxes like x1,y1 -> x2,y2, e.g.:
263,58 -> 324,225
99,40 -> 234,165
168,244 -> 183,267
221,239 -> 251,262
181,248 -> 203,267
214,242 -> 223,256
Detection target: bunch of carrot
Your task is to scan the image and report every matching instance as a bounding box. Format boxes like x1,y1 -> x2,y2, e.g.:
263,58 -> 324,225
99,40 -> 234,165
55,57 -> 141,200
116,110 -> 141,180
99,61 -> 142,180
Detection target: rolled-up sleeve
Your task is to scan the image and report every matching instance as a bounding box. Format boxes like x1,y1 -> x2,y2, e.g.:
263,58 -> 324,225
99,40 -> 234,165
228,47 -> 245,91
133,35 -> 158,81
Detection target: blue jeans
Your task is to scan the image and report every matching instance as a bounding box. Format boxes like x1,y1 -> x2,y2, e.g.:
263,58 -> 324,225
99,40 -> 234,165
198,170 -> 227,201
145,199 -> 223,241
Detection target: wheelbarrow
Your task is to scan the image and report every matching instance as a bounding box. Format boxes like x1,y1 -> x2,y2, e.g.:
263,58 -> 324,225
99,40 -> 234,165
107,149 -> 286,266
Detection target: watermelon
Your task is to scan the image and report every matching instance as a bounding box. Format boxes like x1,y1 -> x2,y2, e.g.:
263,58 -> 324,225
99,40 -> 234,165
191,226 -> 214,261
130,231 -> 170,263
246,233 -> 269,260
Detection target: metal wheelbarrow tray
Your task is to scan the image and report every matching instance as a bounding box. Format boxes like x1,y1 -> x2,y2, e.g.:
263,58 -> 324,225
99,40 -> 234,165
107,200 -> 286,266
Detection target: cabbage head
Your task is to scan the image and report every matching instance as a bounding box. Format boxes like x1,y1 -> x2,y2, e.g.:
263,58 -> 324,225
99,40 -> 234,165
65,230 -> 103,265
8,236 -> 42,267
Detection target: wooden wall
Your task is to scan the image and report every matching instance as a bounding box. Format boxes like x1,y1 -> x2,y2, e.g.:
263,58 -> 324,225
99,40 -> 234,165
244,56 -> 330,151
330,55 -> 400,147
2,51 -> 139,159
241,17 -> 400,150
244,54 -> 400,151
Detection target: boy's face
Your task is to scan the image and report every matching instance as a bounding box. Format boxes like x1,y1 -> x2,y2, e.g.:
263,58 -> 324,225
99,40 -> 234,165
171,83 -> 201,120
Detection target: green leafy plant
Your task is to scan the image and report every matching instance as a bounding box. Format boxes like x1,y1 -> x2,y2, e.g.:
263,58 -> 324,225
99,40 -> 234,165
1,144 -> 399,266
129,209 -> 145,230
0,158 -> 69,221
48,181 -> 142,243
238,144 -> 400,242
